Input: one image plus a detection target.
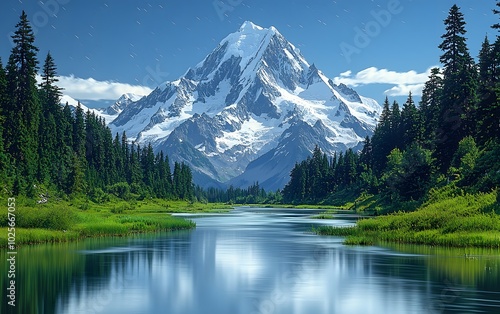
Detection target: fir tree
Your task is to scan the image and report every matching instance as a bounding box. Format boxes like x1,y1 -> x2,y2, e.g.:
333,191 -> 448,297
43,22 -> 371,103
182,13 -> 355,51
371,97 -> 393,174
38,52 -> 63,183
436,5 -> 478,171
73,103 -> 86,158
476,36 -> 499,144
39,52 -> 62,110
419,68 -> 443,149
390,100 -> 402,149
401,92 -> 421,147
5,11 -> 41,191
359,136 -> 373,170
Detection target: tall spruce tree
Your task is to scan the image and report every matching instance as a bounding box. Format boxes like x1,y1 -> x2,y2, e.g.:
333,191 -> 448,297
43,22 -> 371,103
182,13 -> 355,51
390,100 -> 402,150
476,35 -> 500,144
5,11 -> 41,193
371,97 -> 393,174
401,92 -> 421,148
436,5 -> 478,171
38,52 -> 63,183
73,103 -> 86,158
419,68 -> 443,149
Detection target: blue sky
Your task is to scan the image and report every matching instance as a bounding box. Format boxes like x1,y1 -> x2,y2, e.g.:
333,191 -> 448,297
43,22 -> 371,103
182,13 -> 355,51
1,0 -> 499,107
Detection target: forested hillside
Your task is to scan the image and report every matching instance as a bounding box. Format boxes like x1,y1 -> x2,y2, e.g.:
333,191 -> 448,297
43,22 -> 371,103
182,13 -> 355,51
283,4 -> 500,207
0,12 -> 194,201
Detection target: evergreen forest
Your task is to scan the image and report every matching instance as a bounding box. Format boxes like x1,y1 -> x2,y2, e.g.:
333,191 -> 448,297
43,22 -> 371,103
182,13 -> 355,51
282,4 -> 500,209
0,12 -> 195,202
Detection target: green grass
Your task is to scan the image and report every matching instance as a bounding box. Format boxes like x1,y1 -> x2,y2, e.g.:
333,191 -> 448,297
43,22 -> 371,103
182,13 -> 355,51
316,186 -> 500,248
0,197 -> 227,247
310,214 -> 335,219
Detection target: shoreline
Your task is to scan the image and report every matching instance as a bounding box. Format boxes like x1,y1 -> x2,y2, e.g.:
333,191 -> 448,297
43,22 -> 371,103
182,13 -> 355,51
0,198 -> 233,248
313,189 -> 500,248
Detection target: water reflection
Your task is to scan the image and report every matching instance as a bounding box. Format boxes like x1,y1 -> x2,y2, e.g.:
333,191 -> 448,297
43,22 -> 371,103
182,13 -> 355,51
1,207 -> 500,314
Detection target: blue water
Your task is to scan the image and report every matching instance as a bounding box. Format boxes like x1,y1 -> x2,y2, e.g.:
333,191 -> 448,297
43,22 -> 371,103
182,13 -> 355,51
10,207 -> 499,314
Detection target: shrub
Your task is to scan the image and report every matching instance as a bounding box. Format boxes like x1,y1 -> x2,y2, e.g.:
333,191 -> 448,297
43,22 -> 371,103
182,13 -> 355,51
89,187 -> 109,204
15,206 -> 76,230
107,182 -> 131,199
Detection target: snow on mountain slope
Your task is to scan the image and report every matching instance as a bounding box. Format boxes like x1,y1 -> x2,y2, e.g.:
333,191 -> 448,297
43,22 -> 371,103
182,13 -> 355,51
60,94 -> 144,125
109,21 -> 381,189
104,93 -> 144,116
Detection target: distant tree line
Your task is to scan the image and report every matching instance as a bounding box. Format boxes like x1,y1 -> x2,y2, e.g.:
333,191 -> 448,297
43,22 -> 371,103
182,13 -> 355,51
200,182 -> 282,204
283,4 -> 500,204
0,12 -> 194,201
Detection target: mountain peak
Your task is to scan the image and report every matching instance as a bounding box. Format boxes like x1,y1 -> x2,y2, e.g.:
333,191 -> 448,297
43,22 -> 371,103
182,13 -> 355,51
239,21 -> 264,32
109,21 -> 380,190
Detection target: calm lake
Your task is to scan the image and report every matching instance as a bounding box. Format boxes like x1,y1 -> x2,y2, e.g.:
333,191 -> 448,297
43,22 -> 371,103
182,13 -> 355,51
2,207 -> 500,314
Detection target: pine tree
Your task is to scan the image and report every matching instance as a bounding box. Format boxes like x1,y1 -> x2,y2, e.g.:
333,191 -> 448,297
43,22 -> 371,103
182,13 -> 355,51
436,5 -> 478,171
390,100 -> 402,149
344,149 -> 358,186
127,142 -> 142,185
73,103 -> 86,158
38,52 -> 63,183
419,68 -> 443,149
476,36 -> 499,144
172,162 -> 181,198
181,163 -> 194,200
102,126 -> 116,185
401,92 -> 421,147
283,162 -> 306,203
39,52 -> 62,110
61,103 -> 74,148
67,152 -> 86,194
360,136 -> 373,170
371,97 -> 393,174
113,133 -> 124,182
5,11 -> 41,192
162,153 -> 173,197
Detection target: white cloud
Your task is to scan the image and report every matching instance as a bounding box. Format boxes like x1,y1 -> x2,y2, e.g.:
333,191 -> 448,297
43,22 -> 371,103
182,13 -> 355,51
39,74 -> 153,101
384,84 -> 425,97
333,66 -> 439,96
339,70 -> 352,77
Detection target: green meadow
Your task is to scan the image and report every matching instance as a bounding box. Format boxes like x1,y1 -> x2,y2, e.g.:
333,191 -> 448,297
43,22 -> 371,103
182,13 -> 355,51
0,197 -> 232,247
315,185 -> 500,248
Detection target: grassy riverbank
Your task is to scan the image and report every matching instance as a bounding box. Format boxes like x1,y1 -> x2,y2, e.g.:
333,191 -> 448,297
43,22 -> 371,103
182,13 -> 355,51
315,185 -> 500,248
0,197 -> 232,247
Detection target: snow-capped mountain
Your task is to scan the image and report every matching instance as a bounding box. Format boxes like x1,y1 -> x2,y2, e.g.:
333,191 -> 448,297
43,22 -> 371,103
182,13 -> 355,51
104,93 -> 144,116
60,94 -> 144,125
110,21 -> 381,190
60,95 -> 115,124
